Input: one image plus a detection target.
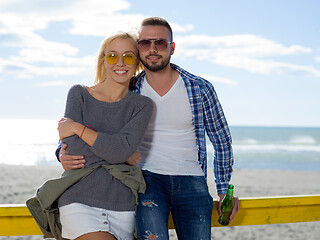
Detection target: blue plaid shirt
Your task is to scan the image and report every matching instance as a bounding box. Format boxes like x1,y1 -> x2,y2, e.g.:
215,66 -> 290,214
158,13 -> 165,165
131,63 -> 234,195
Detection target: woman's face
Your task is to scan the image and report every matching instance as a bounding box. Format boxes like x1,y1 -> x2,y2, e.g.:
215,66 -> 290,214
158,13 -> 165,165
104,38 -> 138,85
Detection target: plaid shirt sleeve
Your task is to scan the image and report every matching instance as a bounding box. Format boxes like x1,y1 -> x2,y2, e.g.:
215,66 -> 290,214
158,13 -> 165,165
202,81 -> 234,195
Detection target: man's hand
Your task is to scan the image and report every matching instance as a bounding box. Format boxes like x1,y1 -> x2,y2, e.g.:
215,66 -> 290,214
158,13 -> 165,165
217,193 -> 240,222
59,143 -> 85,170
125,151 -> 141,166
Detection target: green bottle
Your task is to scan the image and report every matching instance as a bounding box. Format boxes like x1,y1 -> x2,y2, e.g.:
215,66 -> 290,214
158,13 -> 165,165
218,184 -> 234,226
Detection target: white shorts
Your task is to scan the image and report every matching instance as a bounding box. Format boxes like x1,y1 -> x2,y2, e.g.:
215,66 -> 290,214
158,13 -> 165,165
59,203 -> 135,240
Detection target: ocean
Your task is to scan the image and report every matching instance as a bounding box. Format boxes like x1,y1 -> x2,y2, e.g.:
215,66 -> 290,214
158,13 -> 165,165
208,126 -> 320,171
1,119 -> 320,171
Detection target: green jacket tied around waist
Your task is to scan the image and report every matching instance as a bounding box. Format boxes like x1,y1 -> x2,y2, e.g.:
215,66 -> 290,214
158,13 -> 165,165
26,164 -> 146,240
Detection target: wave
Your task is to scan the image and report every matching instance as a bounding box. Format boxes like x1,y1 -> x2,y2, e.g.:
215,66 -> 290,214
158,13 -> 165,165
288,136 -> 317,145
1,143 -> 58,165
233,144 -> 320,152
1,119 -> 319,169
234,136 -> 318,145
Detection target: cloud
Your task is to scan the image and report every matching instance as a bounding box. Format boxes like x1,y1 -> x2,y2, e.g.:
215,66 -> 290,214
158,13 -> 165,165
0,33 -> 22,47
200,74 -> 237,85
171,23 -> 194,33
0,0 -> 189,37
174,34 -> 320,77
35,81 -> 69,87
68,13 -> 145,37
15,33 -> 79,61
1,55 -> 95,80
0,13 -> 48,35
3,0 -> 317,81
0,0 -> 78,13
0,0 -> 192,80
1,45 -> 95,78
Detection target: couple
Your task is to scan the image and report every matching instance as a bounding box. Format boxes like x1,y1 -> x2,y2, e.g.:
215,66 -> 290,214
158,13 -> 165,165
29,17 -> 239,240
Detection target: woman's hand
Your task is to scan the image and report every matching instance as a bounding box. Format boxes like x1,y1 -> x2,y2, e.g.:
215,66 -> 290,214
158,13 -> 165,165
57,117 -> 80,140
125,151 -> 141,166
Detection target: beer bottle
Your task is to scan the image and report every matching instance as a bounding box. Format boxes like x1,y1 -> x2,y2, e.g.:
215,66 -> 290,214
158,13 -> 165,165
218,184 -> 234,226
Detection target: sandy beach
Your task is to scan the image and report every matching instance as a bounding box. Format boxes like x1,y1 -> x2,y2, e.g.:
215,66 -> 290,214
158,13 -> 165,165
0,164 -> 319,240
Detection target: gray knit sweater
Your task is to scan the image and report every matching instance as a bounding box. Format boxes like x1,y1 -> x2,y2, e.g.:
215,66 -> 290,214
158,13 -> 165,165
58,84 -> 153,211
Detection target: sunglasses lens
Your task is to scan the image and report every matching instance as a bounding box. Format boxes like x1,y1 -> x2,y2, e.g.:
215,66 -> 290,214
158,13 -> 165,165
123,53 -> 136,65
138,39 -> 170,51
138,40 -> 151,51
106,53 -> 136,65
154,39 -> 168,50
106,53 -> 119,65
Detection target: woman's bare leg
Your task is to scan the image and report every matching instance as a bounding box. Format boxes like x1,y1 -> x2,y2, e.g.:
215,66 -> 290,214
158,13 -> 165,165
75,231 -> 117,240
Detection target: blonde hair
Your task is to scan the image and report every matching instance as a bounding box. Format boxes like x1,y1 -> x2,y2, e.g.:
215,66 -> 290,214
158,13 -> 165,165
94,32 -> 142,85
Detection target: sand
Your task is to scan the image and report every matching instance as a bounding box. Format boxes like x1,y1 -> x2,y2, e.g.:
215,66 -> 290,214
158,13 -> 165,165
0,164 -> 319,240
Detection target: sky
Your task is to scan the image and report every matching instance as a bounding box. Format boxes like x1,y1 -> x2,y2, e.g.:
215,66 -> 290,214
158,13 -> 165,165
0,0 -> 319,127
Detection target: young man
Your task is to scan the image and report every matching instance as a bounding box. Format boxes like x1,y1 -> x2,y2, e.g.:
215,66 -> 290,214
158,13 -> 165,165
58,17 -> 239,240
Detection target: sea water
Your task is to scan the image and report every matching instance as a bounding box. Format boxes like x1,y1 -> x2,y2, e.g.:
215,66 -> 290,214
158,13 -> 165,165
1,119 -> 320,171
207,126 -> 320,171
0,119 -> 59,165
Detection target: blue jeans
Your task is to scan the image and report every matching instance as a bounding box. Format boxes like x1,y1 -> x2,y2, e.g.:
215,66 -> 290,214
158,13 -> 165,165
136,170 -> 213,240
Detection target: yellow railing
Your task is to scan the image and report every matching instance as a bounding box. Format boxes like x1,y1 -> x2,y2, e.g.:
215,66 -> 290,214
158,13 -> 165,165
1,195 -> 320,236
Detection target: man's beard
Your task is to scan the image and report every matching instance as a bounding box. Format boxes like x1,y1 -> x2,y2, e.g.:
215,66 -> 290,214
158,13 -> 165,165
140,54 -> 170,72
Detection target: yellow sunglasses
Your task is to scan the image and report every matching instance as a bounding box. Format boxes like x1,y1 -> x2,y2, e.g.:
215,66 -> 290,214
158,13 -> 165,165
105,53 -> 136,65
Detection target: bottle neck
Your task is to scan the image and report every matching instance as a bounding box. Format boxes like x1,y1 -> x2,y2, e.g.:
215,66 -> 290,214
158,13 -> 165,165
225,187 -> 234,199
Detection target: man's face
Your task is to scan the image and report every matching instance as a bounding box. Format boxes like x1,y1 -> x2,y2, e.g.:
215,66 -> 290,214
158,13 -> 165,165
138,25 -> 174,72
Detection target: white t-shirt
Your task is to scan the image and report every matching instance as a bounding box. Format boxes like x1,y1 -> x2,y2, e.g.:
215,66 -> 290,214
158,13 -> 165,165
138,75 -> 204,176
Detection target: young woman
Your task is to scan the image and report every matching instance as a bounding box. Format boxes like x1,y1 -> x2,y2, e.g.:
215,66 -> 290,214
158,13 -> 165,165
27,33 -> 153,240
